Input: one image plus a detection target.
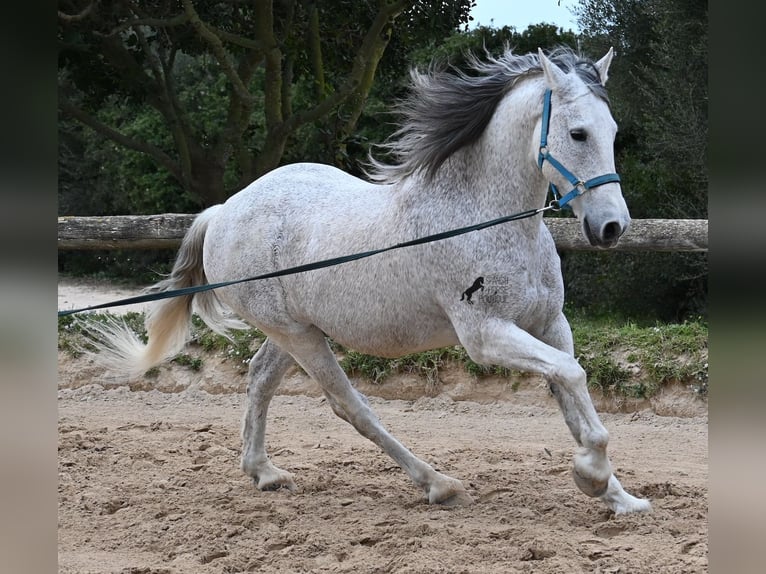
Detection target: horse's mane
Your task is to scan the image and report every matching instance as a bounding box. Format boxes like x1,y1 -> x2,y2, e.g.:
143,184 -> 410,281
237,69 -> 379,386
366,46 -> 609,184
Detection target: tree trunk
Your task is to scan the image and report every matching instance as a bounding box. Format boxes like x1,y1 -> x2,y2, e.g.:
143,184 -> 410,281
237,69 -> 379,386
188,151 -> 228,207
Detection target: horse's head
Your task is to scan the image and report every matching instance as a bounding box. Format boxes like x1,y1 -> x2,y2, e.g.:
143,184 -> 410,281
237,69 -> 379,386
537,48 -> 630,248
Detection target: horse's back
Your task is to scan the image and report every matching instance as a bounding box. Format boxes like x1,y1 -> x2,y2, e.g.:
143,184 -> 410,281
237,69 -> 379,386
201,163 -> 381,321
199,163 -> 460,352
235,162 -> 371,205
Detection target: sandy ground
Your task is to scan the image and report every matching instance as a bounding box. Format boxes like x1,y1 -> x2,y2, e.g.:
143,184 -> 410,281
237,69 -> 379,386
57,279 -> 709,573
58,277 -> 154,316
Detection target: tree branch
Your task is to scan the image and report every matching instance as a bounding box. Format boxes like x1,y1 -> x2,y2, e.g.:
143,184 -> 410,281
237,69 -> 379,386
306,2 -> 325,101
209,26 -> 269,51
285,0 -> 413,133
223,50 -> 264,184
105,13 -> 189,37
181,0 -> 254,104
58,1 -> 99,23
337,0 -> 412,137
253,0 -> 283,131
157,43 -> 195,191
59,99 -> 182,182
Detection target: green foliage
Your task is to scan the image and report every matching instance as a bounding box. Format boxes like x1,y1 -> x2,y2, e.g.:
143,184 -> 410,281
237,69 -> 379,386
172,353 -> 204,372
560,250 -> 707,321
58,59 -> 229,216
58,0 -> 477,208
97,106 -> 189,214
189,315 -> 266,372
58,310 -> 707,400
57,314 -> 84,356
463,357 -> 513,378
569,310 -> 708,398
339,340 -> 517,389
338,314 -> 706,402
339,351 -> 394,384
58,250 -> 175,284
407,23 -> 578,71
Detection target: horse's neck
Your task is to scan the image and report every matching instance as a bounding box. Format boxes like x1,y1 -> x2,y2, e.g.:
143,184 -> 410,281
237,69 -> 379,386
419,84 -> 548,221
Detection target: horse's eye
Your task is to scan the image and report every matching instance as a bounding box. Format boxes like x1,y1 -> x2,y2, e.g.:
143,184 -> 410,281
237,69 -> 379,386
570,129 -> 587,142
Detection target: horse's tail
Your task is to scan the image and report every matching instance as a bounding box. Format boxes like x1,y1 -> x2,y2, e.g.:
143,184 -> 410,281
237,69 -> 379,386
86,205 -> 247,381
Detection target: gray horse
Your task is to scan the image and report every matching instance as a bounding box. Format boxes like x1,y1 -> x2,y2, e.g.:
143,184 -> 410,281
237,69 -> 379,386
90,47 -> 651,514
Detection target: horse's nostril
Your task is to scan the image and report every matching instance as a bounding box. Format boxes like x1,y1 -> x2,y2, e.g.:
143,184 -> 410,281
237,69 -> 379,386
602,221 -> 622,242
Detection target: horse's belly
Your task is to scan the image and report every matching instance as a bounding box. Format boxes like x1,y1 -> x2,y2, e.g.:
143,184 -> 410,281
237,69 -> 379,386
291,270 -> 459,357
321,318 -> 459,358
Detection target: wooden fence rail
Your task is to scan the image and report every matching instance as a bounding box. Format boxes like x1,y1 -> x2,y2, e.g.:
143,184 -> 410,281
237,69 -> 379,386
58,214 -> 708,252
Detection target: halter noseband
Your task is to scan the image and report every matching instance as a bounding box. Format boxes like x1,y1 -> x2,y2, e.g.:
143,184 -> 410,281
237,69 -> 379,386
537,89 -> 621,209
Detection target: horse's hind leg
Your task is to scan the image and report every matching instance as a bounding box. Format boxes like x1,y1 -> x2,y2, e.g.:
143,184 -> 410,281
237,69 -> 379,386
241,338 -> 298,491
282,326 -> 473,506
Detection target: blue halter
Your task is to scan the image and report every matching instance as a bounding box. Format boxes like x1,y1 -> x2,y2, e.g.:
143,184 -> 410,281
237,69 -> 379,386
537,89 -> 621,209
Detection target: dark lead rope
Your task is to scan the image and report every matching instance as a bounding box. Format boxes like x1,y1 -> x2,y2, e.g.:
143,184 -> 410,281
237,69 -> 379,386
58,205 -> 552,317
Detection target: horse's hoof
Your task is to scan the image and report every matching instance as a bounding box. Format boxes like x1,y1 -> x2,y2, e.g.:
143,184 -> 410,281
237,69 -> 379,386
427,477 -> 474,506
609,495 -> 652,515
435,490 -> 475,507
572,467 -> 609,498
258,480 -> 296,492
600,476 -> 653,514
255,472 -> 297,493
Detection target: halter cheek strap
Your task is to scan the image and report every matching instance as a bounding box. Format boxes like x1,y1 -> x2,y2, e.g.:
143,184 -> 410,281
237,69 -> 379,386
537,89 -> 621,209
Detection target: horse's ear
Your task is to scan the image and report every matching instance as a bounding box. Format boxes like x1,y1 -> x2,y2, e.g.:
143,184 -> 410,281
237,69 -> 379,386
594,47 -> 615,85
538,48 -> 567,91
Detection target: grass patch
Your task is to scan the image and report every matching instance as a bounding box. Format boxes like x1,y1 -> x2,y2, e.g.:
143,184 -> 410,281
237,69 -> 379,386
339,347 -> 482,393
171,353 -> 204,371
569,312 -> 708,398
189,315 -> 266,373
339,345 -> 514,391
58,311 -> 708,400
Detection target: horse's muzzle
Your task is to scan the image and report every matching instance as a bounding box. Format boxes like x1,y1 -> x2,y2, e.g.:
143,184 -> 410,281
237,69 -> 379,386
583,217 -> 628,248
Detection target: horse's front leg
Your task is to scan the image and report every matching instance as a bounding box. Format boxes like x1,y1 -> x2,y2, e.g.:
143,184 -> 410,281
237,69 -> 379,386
457,316 -> 650,514
540,313 -> 651,514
